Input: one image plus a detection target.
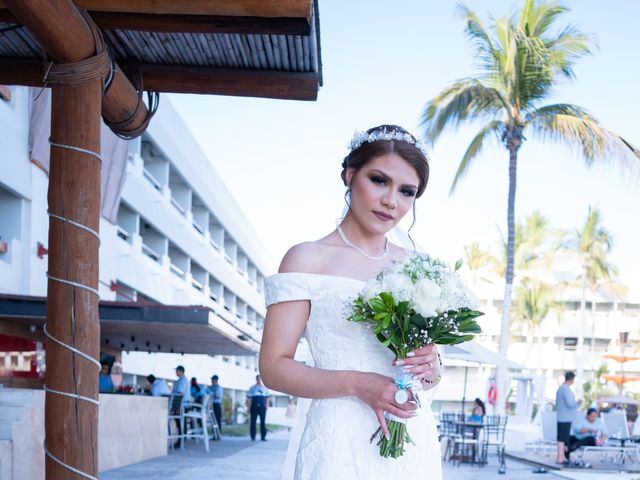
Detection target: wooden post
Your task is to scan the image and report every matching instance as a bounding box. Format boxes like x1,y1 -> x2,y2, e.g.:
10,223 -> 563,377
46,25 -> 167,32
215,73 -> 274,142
3,1 -> 104,478
45,72 -> 102,480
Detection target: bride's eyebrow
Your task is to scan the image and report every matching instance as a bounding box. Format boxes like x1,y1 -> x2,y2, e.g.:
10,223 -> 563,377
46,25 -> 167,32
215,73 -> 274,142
370,169 -> 418,190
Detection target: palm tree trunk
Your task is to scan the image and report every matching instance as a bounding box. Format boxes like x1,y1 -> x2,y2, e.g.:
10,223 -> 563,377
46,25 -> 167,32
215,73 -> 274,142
576,270 -> 587,394
497,139 -> 519,413
590,288 -> 597,376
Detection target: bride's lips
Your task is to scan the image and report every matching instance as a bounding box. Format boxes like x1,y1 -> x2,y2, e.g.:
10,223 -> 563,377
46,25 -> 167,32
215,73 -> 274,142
373,210 -> 394,222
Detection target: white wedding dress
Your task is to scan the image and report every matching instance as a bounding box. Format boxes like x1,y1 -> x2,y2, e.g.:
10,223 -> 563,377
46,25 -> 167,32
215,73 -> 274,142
265,272 -> 443,480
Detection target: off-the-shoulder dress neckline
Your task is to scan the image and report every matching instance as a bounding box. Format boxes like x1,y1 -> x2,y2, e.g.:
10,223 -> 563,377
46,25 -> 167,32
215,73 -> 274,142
268,271 -> 367,284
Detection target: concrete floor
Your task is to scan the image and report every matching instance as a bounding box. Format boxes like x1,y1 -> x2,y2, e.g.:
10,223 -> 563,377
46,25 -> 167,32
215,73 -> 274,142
102,431 -> 625,480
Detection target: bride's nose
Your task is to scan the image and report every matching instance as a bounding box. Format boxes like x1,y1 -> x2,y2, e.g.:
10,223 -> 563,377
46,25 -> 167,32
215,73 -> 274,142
381,192 -> 397,209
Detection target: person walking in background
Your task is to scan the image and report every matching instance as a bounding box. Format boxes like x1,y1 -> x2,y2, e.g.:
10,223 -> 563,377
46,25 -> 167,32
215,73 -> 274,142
207,374 -> 224,435
98,361 -> 114,393
247,374 -> 270,441
556,371 -> 582,464
146,374 -> 170,396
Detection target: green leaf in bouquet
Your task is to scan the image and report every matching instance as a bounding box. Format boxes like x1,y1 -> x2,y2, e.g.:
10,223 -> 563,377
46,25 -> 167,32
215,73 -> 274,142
379,291 -> 396,308
396,300 -> 409,317
454,259 -> 463,272
409,313 -> 427,328
368,297 -> 387,312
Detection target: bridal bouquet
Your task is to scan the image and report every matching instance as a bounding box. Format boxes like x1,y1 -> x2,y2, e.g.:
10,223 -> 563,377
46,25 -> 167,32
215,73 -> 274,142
347,254 -> 483,458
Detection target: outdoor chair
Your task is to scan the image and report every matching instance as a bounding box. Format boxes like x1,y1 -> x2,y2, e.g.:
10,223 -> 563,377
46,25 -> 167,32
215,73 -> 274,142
167,393 -> 184,451
204,392 -> 221,441
530,410 -> 558,457
480,415 -> 508,473
182,393 -> 219,451
438,412 -> 463,460
602,411 -> 630,446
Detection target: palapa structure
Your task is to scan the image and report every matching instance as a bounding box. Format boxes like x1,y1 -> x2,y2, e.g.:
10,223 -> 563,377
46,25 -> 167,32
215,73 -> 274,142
0,1 -> 322,478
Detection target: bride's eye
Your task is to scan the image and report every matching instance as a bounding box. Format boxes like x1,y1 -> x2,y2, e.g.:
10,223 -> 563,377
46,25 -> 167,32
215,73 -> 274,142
401,188 -> 417,197
370,175 -> 387,185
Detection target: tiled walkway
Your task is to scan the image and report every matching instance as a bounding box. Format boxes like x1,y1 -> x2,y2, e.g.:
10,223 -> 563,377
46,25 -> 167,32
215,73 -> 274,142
102,431 -> 626,480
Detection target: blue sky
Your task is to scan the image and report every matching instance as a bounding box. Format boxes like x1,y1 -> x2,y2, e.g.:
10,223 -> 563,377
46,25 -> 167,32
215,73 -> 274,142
168,0 -> 640,299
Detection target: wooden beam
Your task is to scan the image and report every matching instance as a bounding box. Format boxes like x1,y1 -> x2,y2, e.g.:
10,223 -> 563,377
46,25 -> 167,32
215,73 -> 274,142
0,9 -> 311,35
140,64 -> 319,100
0,59 -> 319,100
0,0 -> 313,18
90,11 -> 311,35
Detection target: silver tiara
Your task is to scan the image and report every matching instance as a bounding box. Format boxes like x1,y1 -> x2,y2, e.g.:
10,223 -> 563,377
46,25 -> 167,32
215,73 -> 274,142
347,127 -> 429,157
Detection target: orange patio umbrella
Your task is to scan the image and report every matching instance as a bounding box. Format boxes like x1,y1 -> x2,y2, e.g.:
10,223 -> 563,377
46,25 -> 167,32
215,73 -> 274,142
602,374 -> 640,385
604,354 -> 640,363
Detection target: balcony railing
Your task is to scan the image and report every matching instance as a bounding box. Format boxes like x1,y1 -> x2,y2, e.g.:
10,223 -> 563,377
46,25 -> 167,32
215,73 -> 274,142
141,243 -> 159,261
116,225 -> 130,242
170,263 -> 185,278
142,168 -> 162,190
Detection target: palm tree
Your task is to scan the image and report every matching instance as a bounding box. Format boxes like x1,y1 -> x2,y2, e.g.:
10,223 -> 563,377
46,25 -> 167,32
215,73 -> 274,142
421,0 -> 640,407
513,278 -> 563,369
564,206 -> 624,384
464,241 -> 497,283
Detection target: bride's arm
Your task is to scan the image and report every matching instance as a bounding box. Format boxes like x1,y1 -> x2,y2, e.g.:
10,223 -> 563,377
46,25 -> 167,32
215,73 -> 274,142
259,300 -> 417,435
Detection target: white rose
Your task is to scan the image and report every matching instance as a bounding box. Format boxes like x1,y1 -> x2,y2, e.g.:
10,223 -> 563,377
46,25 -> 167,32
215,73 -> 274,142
413,278 -> 441,317
380,272 -> 414,302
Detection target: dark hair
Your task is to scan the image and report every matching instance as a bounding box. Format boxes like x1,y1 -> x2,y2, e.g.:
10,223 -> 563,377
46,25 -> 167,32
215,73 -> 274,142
587,408 -> 598,416
474,398 -> 486,415
147,374 -> 156,383
212,375 -> 219,381
176,365 -> 185,372
565,371 -> 575,381
341,125 -> 430,198
190,377 -> 198,386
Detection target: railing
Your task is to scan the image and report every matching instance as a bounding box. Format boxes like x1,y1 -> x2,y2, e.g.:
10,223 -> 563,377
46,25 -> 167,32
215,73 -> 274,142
116,225 -> 130,242
192,220 -> 204,235
170,197 -> 186,215
170,263 -> 185,278
191,278 -> 203,291
142,168 -> 162,190
141,243 -> 159,261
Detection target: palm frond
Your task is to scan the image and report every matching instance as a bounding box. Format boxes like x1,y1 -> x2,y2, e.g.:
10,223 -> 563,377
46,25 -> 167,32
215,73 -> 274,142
526,104 -> 640,173
457,3 -> 501,71
421,79 -> 507,143
450,120 -> 504,194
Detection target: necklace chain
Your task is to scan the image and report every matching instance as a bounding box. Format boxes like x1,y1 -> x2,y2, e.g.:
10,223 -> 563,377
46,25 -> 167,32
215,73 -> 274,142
336,224 -> 390,261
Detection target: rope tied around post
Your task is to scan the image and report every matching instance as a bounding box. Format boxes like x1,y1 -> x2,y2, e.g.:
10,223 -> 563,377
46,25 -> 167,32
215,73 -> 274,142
40,11 -> 111,87
104,61 -> 160,139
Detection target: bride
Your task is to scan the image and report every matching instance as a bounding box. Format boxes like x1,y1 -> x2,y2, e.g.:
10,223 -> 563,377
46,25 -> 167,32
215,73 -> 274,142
260,125 -> 443,479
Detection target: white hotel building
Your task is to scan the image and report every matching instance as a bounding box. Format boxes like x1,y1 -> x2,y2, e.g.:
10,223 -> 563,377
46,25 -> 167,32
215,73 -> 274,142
0,86 -> 275,412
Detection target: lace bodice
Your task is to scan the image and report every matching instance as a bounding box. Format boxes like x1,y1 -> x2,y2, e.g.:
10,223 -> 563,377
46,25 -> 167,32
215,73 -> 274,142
265,272 -> 442,480
265,272 -> 395,374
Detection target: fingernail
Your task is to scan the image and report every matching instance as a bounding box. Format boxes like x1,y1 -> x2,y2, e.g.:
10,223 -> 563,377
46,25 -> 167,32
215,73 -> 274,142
406,352 -> 416,357
385,433 -> 390,440
403,367 -> 413,373
395,360 -> 405,366
412,376 -> 422,382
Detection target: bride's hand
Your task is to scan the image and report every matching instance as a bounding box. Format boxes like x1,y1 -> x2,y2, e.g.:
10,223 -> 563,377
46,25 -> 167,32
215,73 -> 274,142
353,372 -> 418,439
393,344 -> 441,385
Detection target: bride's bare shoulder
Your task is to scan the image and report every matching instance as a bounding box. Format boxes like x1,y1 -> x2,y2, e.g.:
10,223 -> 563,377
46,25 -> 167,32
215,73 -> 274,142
278,241 -> 334,274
